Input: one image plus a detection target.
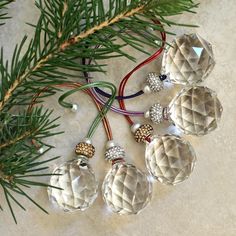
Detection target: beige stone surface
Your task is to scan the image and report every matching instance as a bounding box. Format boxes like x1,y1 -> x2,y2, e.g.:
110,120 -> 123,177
0,1 -> 236,235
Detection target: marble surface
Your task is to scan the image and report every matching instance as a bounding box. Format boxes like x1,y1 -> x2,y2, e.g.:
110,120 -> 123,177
0,1 -> 236,235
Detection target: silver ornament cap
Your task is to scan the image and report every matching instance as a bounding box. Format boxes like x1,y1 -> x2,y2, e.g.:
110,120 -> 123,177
105,145 -> 126,162
145,103 -> 164,124
144,72 -> 164,93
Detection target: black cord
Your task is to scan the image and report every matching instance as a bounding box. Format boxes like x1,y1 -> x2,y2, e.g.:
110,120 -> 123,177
94,87 -> 144,100
82,58 -> 144,100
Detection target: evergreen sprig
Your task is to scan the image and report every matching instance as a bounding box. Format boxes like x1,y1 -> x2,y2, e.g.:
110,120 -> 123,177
0,0 -> 198,112
0,0 -> 198,223
0,107 -> 62,223
0,0 -> 14,26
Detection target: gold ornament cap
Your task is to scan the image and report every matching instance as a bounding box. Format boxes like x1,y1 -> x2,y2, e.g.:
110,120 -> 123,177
75,139 -> 95,158
131,123 -> 154,143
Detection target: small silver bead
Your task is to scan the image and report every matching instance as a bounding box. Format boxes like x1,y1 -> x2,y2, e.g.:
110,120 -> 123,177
154,40 -> 162,46
83,138 -> 92,144
144,110 -> 150,118
71,104 -> 78,112
148,103 -> 164,124
106,140 -> 116,149
143,85 -> 152,94
146,26 -> 154,32
38,147 -> 44,154
131,123 -> 141,133
105,146 -> 126,161
145,72 -> 164,93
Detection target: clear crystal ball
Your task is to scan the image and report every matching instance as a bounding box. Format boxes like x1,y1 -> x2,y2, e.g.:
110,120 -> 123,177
145,135 -> 196,185
48,158 -> 98,212
102,162 -> 152,215
162,33 -> 215,85
169,86 -> 223,136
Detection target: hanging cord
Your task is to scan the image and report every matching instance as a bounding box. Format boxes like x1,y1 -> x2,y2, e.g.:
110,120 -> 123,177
83,58 -> 144,100
85,20 -> 166,116
85,42 -> 166,117
90,19 -> 166,100
28,82 -> 114,141
83,60 -> 144,116
118,22 -> 166,125
58,81 -> 116,139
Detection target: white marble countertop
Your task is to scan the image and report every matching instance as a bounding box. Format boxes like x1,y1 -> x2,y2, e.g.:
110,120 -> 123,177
0,1 -> 236,235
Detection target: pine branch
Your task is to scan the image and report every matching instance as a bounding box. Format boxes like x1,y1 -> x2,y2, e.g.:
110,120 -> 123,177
0,0 -> 198,112
0,107 -> 61,148
0,107 -> 62,223
0,0 -> 14,26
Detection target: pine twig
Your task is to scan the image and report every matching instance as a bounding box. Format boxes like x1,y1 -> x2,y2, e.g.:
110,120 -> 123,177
0,4 -> 144,111
0,131 -> 31,149
0,0 -> 198,112
0,0 -> 14,26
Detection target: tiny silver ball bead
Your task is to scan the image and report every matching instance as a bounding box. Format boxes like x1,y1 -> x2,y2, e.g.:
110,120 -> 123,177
106,140 -> 116,149
143,85 -> 152,94
38,147 -> 44,154
144,111 -> 150,118
83,138 -> 92,144
154,40 -> 162,46
71,104 -> 78,112
146,26 -> 154,32
131,123 -> 141,133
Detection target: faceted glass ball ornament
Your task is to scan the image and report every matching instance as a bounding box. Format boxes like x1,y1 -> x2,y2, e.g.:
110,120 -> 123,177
145,135 -> 196,185
168,86 -> 223,136
102,162 -> 152,215
48,158 -> 98,212
162,33 -> 215,85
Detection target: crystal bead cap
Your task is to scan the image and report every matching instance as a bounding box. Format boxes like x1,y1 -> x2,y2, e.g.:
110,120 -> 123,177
102,163 -> 152,215
105,146 -> 125,161
149,103 -> 164,124
146,72 -> 164,92
145,135 -> 196,185
169,86 -> 223,136
48,158 -> 98,212
162,33 -> 215,85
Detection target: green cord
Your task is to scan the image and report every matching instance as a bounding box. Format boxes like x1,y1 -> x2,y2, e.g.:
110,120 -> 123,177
58,81 -> 116,139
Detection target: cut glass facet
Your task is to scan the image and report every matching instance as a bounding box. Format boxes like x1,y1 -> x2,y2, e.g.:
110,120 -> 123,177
48,158 -> 98,212
168,86 -> 223,136
102,162 -> 152,215
162,34 -> 215,85
145,135 -> 196,185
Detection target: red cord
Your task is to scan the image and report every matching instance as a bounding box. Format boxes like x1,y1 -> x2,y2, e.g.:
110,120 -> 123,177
118,20 -> 166,125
